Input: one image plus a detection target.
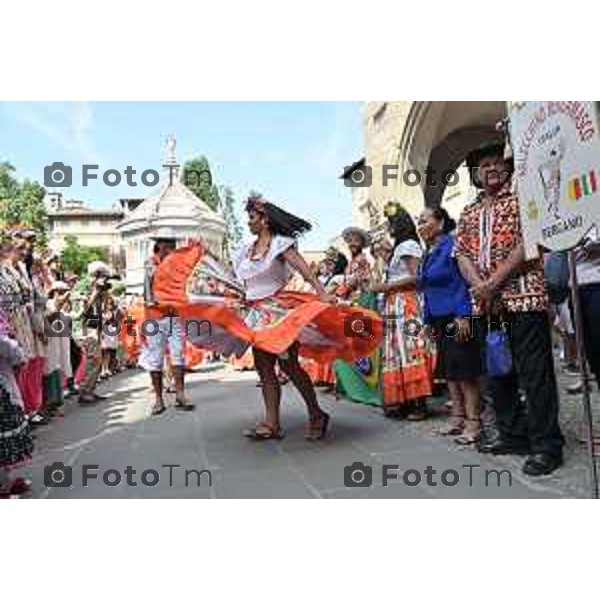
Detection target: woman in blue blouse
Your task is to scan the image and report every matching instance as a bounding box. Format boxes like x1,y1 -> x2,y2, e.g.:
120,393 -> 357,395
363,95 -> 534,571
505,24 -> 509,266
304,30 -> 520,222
417,207 -> 483,445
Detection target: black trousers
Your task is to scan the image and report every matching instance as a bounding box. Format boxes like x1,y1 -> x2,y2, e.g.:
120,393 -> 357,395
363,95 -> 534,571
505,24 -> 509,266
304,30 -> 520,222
578,283 -> 600,385
70,337 -> 82,375
481,311 -> 564,457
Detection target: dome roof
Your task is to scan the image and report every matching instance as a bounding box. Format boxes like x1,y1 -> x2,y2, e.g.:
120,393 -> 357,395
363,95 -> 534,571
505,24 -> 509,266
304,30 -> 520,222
117,135 -> 226,236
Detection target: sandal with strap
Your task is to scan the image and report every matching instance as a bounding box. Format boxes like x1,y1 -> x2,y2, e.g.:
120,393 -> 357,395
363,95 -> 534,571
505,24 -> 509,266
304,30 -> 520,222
306,411 -> 330,441
437,418 -> 465,436
406,409 -> 429,422
151,403 -> 167,416
455,420 -> 480,446
454,432 -> 480,446
175,399 -> 196,412
151,402 -> 167,416
243,422 -> 284,440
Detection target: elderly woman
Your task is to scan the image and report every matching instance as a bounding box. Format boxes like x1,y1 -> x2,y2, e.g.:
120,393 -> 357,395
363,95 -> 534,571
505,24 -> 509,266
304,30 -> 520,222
0,235 -> 38,415
44,280 -> 73,414
417,206 -> 483,444
371,202 -> 435,419
340,227 -> 372,302
0,305 -> 34,498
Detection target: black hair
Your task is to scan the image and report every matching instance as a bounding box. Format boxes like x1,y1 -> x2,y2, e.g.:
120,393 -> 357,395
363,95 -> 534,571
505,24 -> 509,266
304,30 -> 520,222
332,252 -> 348,276
24,252 -> 34,278
387,206 -> 420,246
153,239 -> 176,254
246,196 -> 312,238
428,206 -> 456,234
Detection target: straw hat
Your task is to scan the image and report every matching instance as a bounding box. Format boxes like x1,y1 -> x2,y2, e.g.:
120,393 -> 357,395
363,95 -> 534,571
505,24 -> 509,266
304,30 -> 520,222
341,226 -> 372,247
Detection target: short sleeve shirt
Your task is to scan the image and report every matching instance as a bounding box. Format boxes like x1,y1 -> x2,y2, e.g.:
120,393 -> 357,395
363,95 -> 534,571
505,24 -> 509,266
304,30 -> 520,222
234,235 -> 296,301
386,240 -> 423,282
455,185 -> 548,314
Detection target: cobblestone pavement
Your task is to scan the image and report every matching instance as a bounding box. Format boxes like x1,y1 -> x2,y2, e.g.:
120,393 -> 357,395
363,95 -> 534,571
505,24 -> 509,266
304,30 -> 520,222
20,359 -> 599,499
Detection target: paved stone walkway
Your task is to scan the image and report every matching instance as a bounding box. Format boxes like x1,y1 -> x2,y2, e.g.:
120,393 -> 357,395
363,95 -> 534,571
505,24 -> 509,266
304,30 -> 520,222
25,363 -> 597,498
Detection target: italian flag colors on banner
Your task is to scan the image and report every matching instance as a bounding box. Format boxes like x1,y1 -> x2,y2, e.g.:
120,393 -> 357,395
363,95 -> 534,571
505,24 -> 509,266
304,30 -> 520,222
569,169 -> 598,200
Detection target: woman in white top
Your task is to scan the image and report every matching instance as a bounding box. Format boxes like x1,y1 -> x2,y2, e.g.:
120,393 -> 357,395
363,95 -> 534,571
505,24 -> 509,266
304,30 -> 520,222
371,202 -> 435,419
233,197 -> 336,440
151,197 -> 384,441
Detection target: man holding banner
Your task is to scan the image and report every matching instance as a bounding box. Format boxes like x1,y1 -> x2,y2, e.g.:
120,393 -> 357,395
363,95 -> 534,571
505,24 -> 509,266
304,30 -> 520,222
455,141 -> 564,476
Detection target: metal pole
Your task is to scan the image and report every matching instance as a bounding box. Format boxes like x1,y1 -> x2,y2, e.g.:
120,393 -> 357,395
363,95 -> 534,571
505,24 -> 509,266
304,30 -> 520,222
567,249 -> 599,499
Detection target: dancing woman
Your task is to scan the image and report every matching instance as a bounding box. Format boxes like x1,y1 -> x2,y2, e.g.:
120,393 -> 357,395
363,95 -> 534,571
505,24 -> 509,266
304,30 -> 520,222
150,197 -> 383,441
234,197 -> 337,440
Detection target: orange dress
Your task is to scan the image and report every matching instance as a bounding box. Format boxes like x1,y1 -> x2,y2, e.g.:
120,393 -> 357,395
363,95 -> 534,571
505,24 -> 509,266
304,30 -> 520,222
150,240 -> 383,364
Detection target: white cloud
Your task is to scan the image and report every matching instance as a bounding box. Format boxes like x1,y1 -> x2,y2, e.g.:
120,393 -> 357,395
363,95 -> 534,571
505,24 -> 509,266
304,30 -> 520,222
5,101 -> 100,164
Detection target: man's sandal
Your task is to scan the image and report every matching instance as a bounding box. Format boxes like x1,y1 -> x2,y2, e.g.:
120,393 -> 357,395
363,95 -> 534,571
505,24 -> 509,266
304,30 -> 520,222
151,403 -> 167,416
243,423 -> 284,440
175,399 -> 196,411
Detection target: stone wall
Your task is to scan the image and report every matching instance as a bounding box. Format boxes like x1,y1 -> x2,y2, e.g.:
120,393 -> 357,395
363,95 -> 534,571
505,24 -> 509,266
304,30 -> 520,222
359,101 -> 506,225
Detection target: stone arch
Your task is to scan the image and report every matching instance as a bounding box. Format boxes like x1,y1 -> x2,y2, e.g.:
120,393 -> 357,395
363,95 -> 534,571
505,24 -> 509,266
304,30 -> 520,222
397,101 -> 508,208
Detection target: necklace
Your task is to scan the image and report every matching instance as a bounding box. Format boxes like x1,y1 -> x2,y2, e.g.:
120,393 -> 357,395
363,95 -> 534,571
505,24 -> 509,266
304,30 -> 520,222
249,234 -> 272,261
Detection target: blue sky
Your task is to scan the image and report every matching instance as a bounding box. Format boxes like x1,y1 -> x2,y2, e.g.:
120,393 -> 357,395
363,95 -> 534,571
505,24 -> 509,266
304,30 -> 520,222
0,102 -> 363,248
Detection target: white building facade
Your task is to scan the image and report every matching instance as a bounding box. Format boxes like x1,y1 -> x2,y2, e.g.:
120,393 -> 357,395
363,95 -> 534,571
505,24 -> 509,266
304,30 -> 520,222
116,135 -> 226,294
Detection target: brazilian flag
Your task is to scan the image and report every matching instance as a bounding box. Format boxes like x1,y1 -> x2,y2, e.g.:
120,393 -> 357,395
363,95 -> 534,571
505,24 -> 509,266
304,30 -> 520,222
334,291 -> 383,406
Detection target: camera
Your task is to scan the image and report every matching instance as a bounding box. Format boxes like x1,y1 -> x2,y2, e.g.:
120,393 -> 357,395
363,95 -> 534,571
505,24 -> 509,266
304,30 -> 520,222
344,462 -> 373,488
95,276 -> 111,291
94,274 -> 120,292
44,162 -> 72,187
344,311 -> 373,339
343,164 -> 372,188
44,312 -> 73,338
44,462 -> 73,488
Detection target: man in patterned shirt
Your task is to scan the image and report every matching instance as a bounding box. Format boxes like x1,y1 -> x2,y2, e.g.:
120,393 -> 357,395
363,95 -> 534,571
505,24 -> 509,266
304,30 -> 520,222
455,142 -> 563,476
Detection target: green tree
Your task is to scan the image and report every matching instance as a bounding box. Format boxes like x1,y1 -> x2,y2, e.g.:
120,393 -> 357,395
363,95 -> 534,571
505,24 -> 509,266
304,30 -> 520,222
181,156 -> 221,211
220,186 -> 243,258
0,162 -> 48,248
59,235 -> 109,277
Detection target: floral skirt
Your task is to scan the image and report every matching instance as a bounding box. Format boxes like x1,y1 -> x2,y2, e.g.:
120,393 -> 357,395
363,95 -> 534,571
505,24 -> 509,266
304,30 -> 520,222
0,379 -> 34,468
381,290 -> 435,407
146,243 -> 383,363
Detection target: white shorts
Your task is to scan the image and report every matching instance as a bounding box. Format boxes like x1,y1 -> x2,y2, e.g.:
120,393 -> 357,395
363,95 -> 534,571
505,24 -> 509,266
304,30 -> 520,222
139,316 -> 185,371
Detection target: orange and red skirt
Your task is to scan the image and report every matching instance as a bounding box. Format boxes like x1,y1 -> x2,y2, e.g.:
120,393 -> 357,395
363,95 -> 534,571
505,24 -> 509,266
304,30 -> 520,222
381,289 -> 435,407
149,243 -> 383,364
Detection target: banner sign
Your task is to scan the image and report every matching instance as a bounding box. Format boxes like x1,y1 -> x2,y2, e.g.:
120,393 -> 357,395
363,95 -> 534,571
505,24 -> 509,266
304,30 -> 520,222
509,101 -> 600,257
